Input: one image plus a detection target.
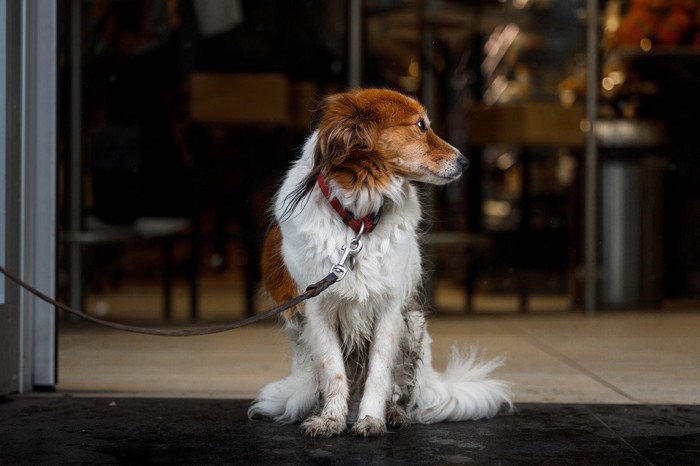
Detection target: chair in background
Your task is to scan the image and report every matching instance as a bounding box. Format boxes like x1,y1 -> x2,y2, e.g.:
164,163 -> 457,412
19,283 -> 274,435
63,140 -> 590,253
62,125 -> 192,320
188,72 -> 316,317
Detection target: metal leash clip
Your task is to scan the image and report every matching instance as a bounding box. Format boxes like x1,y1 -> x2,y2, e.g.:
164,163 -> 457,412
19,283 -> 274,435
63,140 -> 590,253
329,223 -> 364,281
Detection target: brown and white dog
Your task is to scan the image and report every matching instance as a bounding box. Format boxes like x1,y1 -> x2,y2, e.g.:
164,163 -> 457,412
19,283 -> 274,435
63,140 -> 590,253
248,88 -> 511,437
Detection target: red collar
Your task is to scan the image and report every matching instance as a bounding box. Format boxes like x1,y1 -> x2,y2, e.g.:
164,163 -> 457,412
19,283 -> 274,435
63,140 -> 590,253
317,175 -> 381,234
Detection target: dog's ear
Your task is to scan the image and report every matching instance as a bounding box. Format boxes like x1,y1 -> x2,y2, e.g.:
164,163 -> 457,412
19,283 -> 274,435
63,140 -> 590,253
282,91 -> 381,219
312,92 -> 379,169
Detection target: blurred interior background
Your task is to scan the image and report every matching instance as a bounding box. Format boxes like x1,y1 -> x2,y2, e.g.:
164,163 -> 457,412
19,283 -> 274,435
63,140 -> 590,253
53,0 -> 700,324
2,0 -> 700,399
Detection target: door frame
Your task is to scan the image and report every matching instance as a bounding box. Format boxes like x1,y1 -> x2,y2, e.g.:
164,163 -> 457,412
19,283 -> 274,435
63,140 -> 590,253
0,0 -> 58,394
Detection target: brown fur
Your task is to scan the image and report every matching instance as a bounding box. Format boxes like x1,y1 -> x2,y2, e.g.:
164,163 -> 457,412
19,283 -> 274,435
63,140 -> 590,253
313,89 -> 459,193
261,224 -> 300,319
264,88 -> 463,319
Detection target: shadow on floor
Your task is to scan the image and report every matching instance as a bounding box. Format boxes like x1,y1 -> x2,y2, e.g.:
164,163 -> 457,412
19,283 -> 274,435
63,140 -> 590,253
1,397 -> 699,465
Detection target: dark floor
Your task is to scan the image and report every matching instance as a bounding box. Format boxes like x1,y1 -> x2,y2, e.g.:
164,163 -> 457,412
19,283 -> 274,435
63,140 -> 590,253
1,397 -> 699,465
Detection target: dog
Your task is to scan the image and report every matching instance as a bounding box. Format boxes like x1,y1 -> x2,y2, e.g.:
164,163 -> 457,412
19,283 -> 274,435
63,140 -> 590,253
248,88 -> 511,437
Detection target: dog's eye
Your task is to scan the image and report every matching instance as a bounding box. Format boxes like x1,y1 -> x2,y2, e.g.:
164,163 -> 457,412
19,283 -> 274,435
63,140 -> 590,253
416,119 -> 427,133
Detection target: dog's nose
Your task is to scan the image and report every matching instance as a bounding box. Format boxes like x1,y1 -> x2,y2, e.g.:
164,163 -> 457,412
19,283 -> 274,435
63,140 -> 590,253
457,154 -> 469,171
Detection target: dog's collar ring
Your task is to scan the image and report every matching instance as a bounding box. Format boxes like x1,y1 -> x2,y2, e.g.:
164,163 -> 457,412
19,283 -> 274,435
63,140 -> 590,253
329,225 -> 364,282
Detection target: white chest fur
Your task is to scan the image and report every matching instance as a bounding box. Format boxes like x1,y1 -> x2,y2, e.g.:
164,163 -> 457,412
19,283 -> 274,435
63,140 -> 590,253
274,134 -> 424,350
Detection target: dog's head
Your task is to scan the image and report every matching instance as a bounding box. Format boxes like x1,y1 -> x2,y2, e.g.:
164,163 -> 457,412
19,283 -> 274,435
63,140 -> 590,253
286,88 -> 468,214
312,89 -> 468,188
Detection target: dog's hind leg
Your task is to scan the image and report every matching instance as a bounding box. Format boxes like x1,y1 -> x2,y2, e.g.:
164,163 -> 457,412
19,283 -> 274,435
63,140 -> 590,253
248,321 -> 318,423
386,387 -> 410,431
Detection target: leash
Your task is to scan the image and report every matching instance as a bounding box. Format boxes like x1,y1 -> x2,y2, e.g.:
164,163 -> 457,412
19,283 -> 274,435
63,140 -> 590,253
0,264 -> 338,336
0,226 -> 365,337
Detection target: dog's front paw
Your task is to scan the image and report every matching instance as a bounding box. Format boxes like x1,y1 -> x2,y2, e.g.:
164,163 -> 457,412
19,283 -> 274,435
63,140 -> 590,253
386,403 -> 410,431
300,416 -> 346,438
351,415 -> 387,437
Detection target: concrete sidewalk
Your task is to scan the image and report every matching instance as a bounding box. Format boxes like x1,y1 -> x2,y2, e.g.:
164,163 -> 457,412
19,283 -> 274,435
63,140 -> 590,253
57,312 -> 700,405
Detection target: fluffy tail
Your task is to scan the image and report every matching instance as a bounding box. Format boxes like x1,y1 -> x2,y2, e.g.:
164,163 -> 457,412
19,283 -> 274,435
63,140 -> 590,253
406,333 -> 512,424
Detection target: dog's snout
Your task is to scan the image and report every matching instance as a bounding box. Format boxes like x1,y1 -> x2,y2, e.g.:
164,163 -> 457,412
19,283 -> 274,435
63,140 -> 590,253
457,154 -> 469,171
